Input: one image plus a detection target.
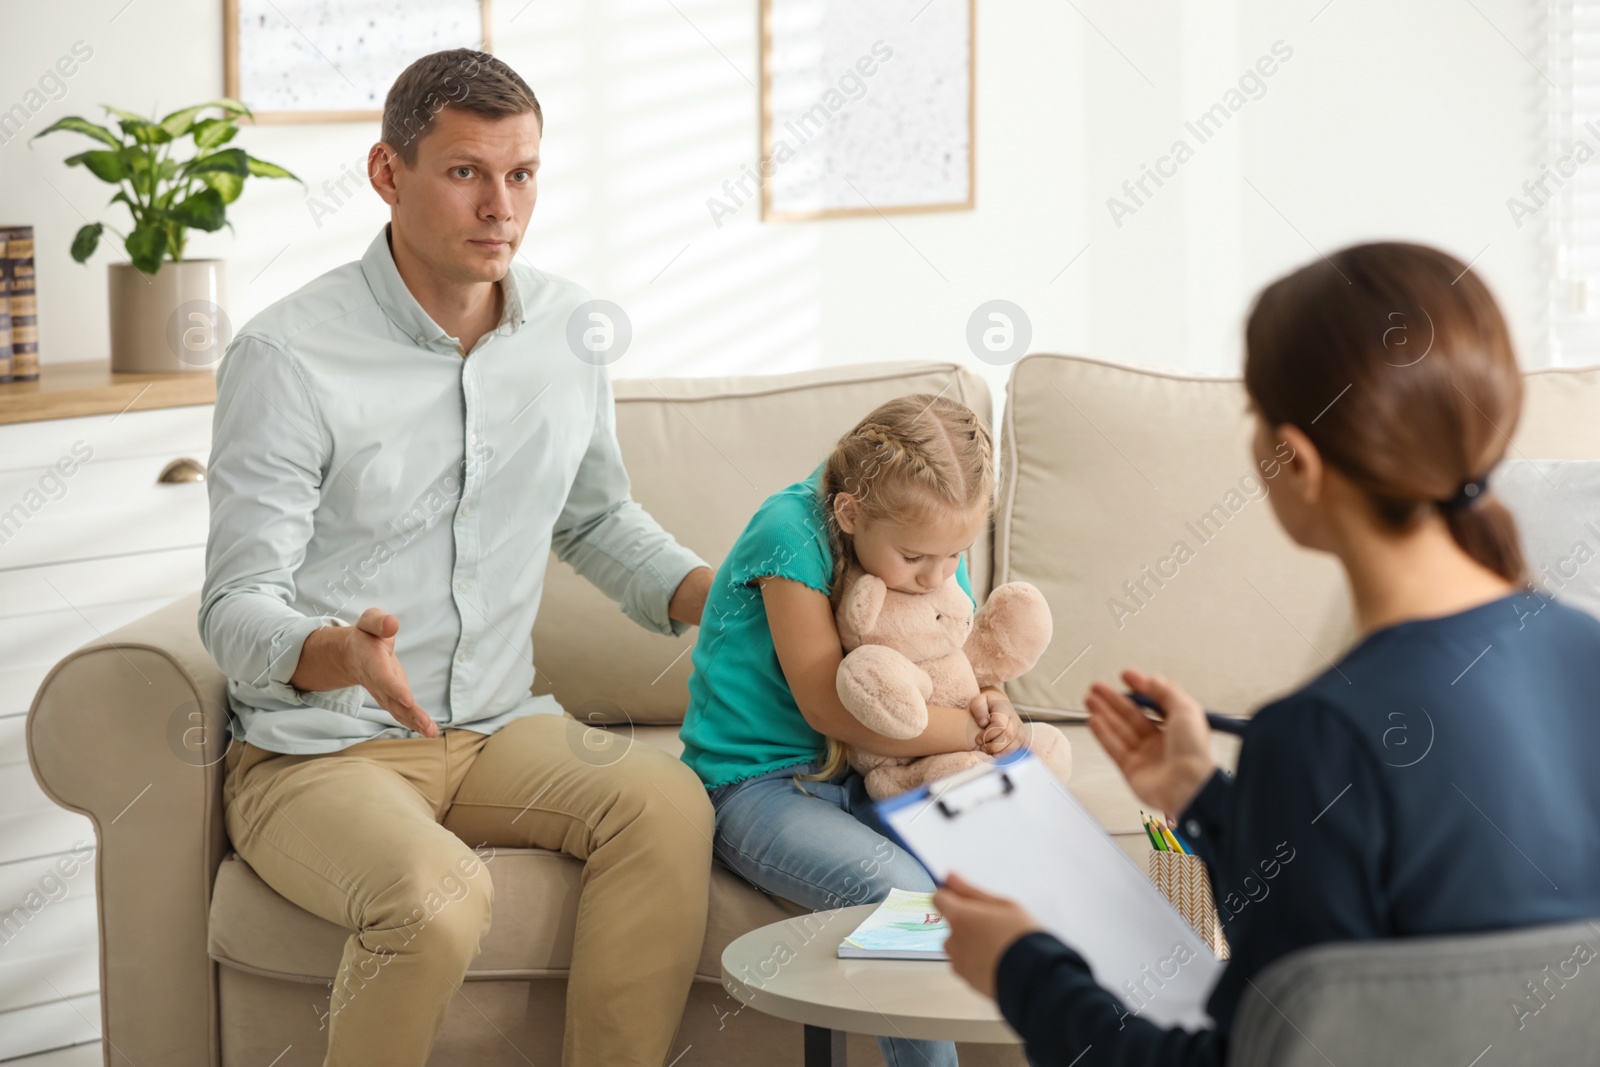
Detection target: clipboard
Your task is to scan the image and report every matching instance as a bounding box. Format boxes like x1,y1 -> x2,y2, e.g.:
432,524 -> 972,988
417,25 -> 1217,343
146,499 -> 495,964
875,748 -> 1224,1029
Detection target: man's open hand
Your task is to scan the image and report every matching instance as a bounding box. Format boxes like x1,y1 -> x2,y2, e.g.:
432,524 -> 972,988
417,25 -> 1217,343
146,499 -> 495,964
346,608 -> 438,738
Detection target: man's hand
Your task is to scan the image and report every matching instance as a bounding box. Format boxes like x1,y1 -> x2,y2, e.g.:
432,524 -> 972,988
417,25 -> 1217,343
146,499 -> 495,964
346,609 -> 439,738
934,871 -> 1046,1000
668,565 -> 713,628
292,608 -> 438,738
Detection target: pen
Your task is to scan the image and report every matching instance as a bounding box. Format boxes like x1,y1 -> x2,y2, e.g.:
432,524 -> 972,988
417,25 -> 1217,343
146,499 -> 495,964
1123,691 -> 1250,737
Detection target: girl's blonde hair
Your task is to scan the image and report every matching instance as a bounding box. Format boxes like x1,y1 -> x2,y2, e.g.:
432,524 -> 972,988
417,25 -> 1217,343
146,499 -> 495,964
794,393 -> 996,786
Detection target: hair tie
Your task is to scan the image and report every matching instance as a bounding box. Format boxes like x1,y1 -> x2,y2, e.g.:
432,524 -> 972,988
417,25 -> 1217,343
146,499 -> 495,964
1440,473 -> 1489,512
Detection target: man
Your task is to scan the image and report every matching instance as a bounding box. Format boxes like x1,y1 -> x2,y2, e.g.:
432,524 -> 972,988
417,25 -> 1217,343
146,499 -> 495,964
199,48 -> 715,1067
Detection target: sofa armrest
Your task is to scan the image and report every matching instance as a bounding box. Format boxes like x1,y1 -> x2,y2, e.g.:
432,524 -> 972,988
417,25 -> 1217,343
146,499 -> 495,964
27,591 -> 230,1067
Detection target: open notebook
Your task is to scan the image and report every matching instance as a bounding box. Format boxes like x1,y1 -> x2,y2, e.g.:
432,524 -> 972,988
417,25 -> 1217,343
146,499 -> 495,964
836,888 -> 950,960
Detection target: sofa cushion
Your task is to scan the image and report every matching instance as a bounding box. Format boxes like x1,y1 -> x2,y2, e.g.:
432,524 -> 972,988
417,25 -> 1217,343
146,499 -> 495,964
997,354 -> 1351,722
533,361 -> 994,727
206,726 -> 811,983
997,355 -> 1600,723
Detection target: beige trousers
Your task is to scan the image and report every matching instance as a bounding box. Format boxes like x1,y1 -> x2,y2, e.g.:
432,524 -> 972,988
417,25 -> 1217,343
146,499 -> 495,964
221,712 -> 714,1067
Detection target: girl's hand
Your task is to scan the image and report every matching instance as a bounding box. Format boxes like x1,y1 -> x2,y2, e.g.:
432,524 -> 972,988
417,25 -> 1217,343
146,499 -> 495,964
933,871 -> 1045,1000
978,710 -> 1023,756
1083,668 -> 1216,815
970,686 -> 1023,755
968,684 -> 1003,728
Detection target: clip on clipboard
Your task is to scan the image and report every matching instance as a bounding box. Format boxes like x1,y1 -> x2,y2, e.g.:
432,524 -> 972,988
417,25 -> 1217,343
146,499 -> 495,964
876,748 -> 1224,1030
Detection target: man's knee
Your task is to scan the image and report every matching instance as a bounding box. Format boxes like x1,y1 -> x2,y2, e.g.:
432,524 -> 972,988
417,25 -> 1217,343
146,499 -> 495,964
618,750 -> 714,850
365,843 -> 495,956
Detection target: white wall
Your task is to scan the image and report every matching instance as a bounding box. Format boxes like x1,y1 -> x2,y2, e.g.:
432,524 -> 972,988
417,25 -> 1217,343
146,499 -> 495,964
0,0 -> 1551,414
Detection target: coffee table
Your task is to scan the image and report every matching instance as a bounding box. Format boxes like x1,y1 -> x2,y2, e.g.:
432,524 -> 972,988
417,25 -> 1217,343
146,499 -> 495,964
720,903 -> 1022,1065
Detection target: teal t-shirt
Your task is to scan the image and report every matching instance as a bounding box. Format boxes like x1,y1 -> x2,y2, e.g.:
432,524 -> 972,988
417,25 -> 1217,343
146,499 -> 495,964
678,460 -> 975,790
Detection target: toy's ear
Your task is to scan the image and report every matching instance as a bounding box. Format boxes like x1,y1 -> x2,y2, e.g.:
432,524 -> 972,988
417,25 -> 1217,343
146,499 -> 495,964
843,573 -> 889,635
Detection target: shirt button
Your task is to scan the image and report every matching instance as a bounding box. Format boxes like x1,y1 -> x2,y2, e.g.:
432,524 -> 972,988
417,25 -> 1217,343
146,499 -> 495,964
1185,820 -> 1201,838
468,432 -> 478,445
415,333 -> 425,344
457,649 -> 469,663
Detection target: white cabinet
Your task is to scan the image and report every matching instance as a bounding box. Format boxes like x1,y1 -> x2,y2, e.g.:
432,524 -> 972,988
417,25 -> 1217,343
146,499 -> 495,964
0,402 -> 212,1061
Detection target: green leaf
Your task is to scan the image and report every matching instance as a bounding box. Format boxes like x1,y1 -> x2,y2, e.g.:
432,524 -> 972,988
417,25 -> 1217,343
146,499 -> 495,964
70,223 -> 103,263
185,147 -> 249,177
245,155 -> 301,182
30,115 -> 122,149
117,116 -> 171,145
197,168 -> 244,204
167,187 -> 226,232
157,104 -> 208,139
101,104 -> 147,122
63,149 -> 126,183
120,148 -> 154,198
191,117 -> 237,149
125,224 -> 168,275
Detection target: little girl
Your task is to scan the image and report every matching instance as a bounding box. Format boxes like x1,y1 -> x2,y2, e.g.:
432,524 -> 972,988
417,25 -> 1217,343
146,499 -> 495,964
679,393 -> 1025,1067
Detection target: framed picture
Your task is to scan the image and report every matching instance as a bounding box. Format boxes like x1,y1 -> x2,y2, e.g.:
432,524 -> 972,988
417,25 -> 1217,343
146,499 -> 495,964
223,0 -> 492,124
759,0 -> 975,221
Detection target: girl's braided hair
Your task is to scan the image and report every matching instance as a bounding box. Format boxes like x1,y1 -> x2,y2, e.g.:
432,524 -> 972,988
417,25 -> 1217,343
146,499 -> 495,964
794,392 -> 995,785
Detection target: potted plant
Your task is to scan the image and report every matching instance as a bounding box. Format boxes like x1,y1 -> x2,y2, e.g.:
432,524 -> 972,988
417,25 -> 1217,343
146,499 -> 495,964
31,99 -> 301,373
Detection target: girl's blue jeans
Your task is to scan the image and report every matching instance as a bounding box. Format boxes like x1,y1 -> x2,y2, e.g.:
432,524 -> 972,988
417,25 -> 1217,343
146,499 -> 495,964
709,758 -> 960,1067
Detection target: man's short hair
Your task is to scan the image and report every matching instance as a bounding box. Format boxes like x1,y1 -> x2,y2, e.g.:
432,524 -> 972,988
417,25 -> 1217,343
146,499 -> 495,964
381,49 -> 542,167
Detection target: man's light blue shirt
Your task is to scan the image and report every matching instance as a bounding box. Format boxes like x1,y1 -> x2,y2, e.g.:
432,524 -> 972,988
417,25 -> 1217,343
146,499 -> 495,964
199,224 -> 708,754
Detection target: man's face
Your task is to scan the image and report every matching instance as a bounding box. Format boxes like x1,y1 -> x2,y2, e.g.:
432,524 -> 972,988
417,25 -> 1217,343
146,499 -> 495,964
379,105 -> 542,286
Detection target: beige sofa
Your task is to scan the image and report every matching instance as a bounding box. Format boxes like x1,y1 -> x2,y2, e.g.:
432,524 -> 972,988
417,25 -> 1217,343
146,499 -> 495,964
27,355 -> 1600,1066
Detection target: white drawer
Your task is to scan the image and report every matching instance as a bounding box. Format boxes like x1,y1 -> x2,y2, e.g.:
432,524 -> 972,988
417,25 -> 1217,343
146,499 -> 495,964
0,663 -> 65,721
0,844 -> 96,907
0,992 -> 101,1061
0,711 -> 27,767
0,886 -> 96,963
0,454 -> 210,570
0,404 -> 212,473
0,547 -> 205,623
0,760 -> 64,818
0,594 -> 189,680
0,808 -> 93,868
0,944 -> 99,1014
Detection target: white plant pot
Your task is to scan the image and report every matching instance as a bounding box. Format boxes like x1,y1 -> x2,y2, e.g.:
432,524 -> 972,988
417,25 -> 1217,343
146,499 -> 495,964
108,259 -> 228,374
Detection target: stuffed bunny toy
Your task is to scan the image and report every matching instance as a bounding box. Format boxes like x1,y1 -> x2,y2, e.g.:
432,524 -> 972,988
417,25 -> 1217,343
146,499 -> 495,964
833,561 -> 1073,800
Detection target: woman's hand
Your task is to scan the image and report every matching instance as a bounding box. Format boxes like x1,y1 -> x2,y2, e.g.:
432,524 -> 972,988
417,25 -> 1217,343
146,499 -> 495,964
970,686 -> 1024,755
933,871 -> 1045,1000
1083,668 -> 1216,815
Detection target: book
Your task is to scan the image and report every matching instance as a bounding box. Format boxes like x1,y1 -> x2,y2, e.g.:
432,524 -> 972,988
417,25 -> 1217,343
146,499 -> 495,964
1,226 -> 37,381
836,888 -> 950,960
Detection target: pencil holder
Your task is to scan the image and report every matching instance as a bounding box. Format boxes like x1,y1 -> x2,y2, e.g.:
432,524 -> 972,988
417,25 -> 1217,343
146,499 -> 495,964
1145,851 -> 1230,959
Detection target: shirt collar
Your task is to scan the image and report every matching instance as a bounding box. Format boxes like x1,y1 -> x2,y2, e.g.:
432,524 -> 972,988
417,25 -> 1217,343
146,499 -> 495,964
360,223 -> 527,350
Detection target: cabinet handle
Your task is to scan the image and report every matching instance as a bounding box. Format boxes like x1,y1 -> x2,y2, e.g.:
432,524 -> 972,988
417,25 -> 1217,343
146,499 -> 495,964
157,457 -> 206,484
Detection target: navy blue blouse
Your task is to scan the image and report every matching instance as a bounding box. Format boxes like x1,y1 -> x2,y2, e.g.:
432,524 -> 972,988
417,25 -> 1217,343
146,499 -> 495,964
995,589 -> 1600,1065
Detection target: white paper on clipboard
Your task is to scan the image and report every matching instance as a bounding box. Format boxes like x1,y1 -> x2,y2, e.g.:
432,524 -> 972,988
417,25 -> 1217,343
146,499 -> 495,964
876,748 -> 1223,1030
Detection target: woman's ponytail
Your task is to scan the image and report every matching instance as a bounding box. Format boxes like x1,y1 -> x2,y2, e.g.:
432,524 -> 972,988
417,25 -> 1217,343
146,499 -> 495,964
1441,495 -> 1528,587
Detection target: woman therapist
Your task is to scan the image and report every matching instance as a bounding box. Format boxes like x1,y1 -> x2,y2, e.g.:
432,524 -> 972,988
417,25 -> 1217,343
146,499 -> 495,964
934,242 -> 1600,1065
